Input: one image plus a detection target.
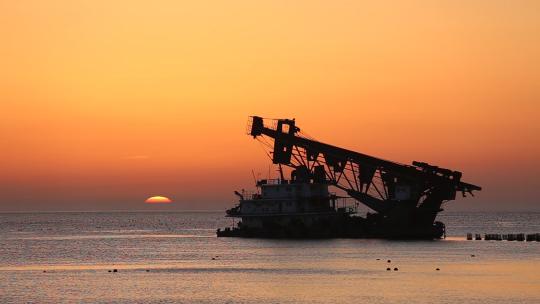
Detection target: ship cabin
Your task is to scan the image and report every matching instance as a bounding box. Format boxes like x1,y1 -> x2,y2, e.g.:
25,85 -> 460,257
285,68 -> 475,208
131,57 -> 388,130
226,178 -> 356,229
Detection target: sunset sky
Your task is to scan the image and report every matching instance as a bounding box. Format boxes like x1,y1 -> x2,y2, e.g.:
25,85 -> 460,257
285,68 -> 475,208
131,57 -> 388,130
1,1 -> 538,211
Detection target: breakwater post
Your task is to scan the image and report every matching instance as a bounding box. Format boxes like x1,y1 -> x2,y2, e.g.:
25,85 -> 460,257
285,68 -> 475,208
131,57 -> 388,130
467,233 -> 539,241
526,234 -> 539,241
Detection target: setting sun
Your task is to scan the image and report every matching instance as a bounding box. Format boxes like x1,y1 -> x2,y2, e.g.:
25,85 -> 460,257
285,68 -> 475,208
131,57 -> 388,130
145,196 -> 172,204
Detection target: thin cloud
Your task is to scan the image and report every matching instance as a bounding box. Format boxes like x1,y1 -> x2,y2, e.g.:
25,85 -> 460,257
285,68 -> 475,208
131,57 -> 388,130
124,155 -> 150,160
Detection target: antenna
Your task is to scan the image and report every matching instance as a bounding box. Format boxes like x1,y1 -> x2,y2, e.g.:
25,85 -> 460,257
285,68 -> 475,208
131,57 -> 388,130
251,169 -> 257,186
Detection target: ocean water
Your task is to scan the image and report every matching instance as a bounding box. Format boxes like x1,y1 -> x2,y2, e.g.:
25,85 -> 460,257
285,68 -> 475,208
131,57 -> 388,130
0,211 -> 539,303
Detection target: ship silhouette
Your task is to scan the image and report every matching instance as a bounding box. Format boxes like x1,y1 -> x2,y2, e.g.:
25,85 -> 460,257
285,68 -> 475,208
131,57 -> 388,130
217,116 -> 481,239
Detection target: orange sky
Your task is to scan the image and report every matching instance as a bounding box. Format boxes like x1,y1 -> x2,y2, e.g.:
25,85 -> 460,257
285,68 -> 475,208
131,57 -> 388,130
1,1 -> 539,211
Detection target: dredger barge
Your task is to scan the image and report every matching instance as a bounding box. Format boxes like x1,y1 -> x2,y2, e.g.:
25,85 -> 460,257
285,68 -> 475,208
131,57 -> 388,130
217,116 -> 481,239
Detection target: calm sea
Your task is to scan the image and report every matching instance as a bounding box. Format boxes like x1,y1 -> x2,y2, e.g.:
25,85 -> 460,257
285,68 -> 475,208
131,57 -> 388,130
1,211 -> 539,303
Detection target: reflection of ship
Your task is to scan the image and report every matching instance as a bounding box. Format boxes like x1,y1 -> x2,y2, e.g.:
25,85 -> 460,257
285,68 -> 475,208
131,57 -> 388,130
217,116 -> 481,239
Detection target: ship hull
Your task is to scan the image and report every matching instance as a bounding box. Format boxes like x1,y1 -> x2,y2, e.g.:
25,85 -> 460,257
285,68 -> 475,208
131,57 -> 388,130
217,215 -> 445,240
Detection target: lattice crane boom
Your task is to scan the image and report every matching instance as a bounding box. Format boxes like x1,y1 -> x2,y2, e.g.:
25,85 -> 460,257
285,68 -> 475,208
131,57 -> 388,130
248,116 -> 481,231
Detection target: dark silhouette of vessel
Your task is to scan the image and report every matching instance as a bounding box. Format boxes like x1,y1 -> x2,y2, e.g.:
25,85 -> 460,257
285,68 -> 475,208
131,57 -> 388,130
217,116 -> 481,239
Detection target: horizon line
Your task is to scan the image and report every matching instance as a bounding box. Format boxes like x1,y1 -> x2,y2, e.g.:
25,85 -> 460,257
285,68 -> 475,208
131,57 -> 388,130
1,209 -> 539,214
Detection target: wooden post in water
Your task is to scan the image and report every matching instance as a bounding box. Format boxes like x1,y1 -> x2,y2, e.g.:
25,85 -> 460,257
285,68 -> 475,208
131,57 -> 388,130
468,232 -> 539,242
485,234 -> 502,241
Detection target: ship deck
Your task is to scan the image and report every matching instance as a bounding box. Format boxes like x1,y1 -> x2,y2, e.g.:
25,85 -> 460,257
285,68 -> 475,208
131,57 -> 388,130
226,210 -> 356,217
